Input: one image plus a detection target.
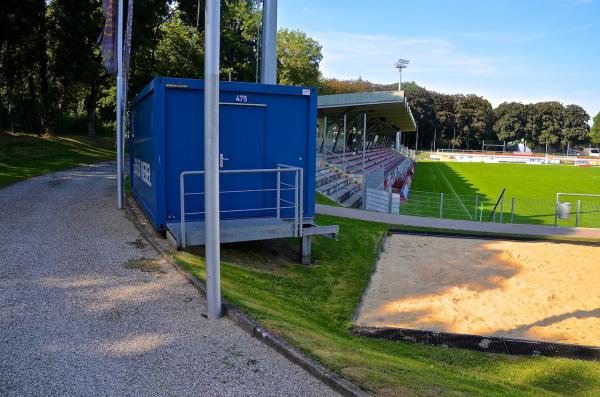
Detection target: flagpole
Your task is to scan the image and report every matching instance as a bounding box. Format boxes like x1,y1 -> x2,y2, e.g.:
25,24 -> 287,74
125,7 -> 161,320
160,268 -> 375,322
116,0 -> 124,209
204,0 -> 222,320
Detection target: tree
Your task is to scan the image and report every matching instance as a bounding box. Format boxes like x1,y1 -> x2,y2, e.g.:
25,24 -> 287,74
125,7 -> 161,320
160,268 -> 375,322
153,11 -> 203,78
562,104 -> 590,149
493,102 -> 527,144
277,28 -> 322,87
591,112 -> 600,146
534,101 -> 564,149
47,0 -> 106,137
174,0 -> 261,82
403,82 -> 436,148
433,93 -> 457,147
0,0 -> 49,134
455,95 -> 494,149
319,77 -> 394,95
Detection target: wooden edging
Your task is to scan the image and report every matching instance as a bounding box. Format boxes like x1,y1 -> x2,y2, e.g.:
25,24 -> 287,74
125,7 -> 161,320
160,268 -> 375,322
124,197 -> 369,397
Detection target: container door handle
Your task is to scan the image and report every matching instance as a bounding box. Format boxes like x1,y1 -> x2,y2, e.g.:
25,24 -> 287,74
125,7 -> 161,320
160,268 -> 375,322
219,153 -> 229,168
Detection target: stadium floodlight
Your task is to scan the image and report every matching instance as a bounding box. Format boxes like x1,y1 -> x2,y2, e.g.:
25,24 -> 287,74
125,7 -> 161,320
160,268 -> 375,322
394,59 -> 410,91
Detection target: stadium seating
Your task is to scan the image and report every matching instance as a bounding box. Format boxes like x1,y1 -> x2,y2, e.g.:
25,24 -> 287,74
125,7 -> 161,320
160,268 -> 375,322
318,148 -> 411,207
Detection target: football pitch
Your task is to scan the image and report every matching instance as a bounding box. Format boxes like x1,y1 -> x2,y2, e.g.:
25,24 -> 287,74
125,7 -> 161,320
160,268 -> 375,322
403,161 -> 600,227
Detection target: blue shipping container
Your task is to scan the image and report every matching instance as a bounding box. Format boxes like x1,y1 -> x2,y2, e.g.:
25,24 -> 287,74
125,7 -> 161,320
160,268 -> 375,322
130,77 -> 317,232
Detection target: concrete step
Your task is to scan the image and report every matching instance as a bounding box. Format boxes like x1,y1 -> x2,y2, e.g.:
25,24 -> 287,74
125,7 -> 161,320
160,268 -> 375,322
341,191 -> 363,208
330,183 -> 359,203
318,178 -> 350,196
316,172 -> 340,188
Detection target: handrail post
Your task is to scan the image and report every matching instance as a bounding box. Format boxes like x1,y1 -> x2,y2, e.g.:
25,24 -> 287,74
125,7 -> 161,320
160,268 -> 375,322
294,170 -> 299,237
180,173 -> 186,248
474,194 -> 478,220
439,192 -> 444,218
276,168 -> 281,219
299,167 -> 304,236
576,199 -> 581,227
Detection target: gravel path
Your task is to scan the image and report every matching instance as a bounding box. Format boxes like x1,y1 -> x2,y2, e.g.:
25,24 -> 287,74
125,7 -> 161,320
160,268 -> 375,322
0,163 -> 337,397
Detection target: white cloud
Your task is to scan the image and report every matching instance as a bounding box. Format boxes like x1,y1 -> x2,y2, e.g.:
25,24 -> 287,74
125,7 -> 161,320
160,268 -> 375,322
312,31 -> 504,83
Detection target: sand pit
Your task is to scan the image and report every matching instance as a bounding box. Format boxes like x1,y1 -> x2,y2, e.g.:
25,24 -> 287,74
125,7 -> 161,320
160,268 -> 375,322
355,233 -> 600,347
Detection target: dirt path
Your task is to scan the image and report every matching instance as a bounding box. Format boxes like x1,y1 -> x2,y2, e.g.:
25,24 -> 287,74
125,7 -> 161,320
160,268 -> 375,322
0,163 -> 336,397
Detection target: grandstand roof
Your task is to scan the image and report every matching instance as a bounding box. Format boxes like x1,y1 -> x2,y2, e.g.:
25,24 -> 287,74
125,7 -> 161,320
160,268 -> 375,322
318,91 -> 417,132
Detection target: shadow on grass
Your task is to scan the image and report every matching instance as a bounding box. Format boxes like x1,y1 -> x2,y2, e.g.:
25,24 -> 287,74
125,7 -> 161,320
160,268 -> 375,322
0,132 -> 115,188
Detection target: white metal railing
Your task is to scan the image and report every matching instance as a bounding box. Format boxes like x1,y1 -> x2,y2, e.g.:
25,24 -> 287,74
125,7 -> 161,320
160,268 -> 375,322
321,148 -> 365,174
179,165 -> 303,248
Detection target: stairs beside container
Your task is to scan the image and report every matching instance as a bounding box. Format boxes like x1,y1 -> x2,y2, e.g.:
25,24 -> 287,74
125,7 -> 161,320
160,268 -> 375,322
316,163 -> 363,208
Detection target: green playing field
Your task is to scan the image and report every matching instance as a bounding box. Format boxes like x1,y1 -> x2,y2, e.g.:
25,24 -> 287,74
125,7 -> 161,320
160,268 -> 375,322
404,161 -> 600,227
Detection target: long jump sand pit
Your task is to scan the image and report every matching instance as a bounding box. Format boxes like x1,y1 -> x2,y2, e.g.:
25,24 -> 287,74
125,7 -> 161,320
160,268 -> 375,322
354,233 -> 600,355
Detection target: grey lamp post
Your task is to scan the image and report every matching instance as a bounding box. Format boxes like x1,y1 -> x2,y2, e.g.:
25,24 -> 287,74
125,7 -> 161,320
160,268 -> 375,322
394,59 -> 409,91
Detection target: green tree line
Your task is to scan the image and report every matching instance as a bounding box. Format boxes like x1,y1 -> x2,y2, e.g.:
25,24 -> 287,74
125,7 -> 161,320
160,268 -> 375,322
320,78 -> 600,151
2,1 -> 598,150
0,0 -> 322,137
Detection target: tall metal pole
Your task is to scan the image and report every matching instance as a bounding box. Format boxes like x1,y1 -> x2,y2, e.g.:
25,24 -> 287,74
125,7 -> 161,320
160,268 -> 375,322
362,113 -> 367,175
415,123 -> 419,151
204,0 -> 222,320
116,0 -> 124,209
398,68 -> 402,91
433,127 -> 437,152
452,126 -> 456,150
260,0 -> 277,84
342,114 -> 347,169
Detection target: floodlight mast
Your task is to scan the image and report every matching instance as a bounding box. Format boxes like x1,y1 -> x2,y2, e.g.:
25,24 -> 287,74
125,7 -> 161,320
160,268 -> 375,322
394,59 -> 410,91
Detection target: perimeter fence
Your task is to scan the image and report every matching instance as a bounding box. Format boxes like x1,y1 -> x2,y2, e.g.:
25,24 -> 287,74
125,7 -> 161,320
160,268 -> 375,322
394,189 -> 600,228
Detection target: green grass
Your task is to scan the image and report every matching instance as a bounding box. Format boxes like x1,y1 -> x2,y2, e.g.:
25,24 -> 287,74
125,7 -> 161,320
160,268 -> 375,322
174,215 -> 600,397
316,191 -> 341,206
0,132 -> 115,188
405,161 -> 600,227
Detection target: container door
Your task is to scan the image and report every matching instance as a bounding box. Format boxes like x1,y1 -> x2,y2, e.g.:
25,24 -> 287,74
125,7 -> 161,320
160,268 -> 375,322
219,103 -> 267,219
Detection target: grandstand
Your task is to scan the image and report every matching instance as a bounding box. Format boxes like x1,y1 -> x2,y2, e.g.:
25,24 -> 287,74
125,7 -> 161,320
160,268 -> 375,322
316,91 -> 417,208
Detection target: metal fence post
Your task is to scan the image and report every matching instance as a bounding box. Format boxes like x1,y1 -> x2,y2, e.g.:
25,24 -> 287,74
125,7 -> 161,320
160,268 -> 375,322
576,200 -> 581,227
474,194 -> 479,220
439,192 -> 444,218
294,170 -> 299,237
554,193 -> 559,227
276,168 -> 280,219
180,173 -> 186,248
499,194 -> 504,224
510,197 -> 515,224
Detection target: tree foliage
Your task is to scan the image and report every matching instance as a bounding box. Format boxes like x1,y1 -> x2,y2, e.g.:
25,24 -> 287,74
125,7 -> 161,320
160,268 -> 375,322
277,29 -> 322,87
0,0 -> 322,136
0,0 -> 591,152
591,112 -> 600,146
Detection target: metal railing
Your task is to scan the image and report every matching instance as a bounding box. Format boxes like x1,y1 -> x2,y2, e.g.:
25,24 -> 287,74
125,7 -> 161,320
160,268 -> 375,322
321,148 -> 366,175
386,189 -> 600,228
179,165 -> 303,248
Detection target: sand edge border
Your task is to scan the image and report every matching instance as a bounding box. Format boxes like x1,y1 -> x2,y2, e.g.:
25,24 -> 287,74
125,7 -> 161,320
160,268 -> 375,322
350,325 -> 600,361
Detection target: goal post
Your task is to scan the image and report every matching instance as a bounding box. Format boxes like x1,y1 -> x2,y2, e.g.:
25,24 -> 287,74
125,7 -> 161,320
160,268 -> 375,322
481,140 -> 506,153
554,193 -> 600,227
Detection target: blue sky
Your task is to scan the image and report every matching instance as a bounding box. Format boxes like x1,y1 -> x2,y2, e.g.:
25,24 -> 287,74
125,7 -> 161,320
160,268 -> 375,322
278,0 -> 600,116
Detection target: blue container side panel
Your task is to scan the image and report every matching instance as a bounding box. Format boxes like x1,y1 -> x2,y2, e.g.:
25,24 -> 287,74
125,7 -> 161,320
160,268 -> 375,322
130,90 -> 160,227
131,77 -> 317,230
164,86 -> 205,223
